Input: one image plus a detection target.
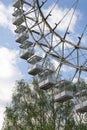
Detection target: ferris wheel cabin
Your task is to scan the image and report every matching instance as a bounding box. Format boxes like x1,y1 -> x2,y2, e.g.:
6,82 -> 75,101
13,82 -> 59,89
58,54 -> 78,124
16,31 -> 29,43
15,25 -> 27,34
54,80 -> 73,103
28,64 -> 43,76
19,40 -> 33,49
12,0 -> 25,8
75,89 -> 87,113
13,15 -> 25,26
20,47 -> 34,60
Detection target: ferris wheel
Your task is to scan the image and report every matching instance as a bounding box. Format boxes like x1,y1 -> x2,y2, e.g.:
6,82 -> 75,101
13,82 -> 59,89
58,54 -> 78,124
12,0 -> 87,112
12,0 -> 87,82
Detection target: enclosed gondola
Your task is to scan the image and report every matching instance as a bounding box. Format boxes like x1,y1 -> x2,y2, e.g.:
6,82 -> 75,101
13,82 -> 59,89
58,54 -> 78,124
12,9 -> 24,17
54,80 -> 73,103
13,15 -> 25,26
27,55 -> 42,64
13,0 -> 25,8
39,74 -> 56,90
20,47 -> 34,60
15,25 -> 26,34
75,87 -> 87,113
28,63 -> 43,76
16,30 -> 29,43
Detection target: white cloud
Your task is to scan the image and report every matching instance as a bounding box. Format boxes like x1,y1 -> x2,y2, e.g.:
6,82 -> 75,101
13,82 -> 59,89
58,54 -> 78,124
0,107 -> 5,129
0,47 -> 20,79
0,47 -> 22,129
0,1 -> 15,32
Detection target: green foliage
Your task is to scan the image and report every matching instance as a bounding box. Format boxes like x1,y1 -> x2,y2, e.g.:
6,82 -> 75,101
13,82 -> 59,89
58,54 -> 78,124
2,79 -> 87,130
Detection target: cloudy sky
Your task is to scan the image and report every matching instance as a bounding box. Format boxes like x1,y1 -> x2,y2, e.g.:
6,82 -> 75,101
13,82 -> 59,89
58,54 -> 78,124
0,0 -> 87,129
0,0 -> 29,128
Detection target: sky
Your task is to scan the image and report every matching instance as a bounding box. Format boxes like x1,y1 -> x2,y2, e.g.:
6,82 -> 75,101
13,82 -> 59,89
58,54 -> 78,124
0,0 -> 87,129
